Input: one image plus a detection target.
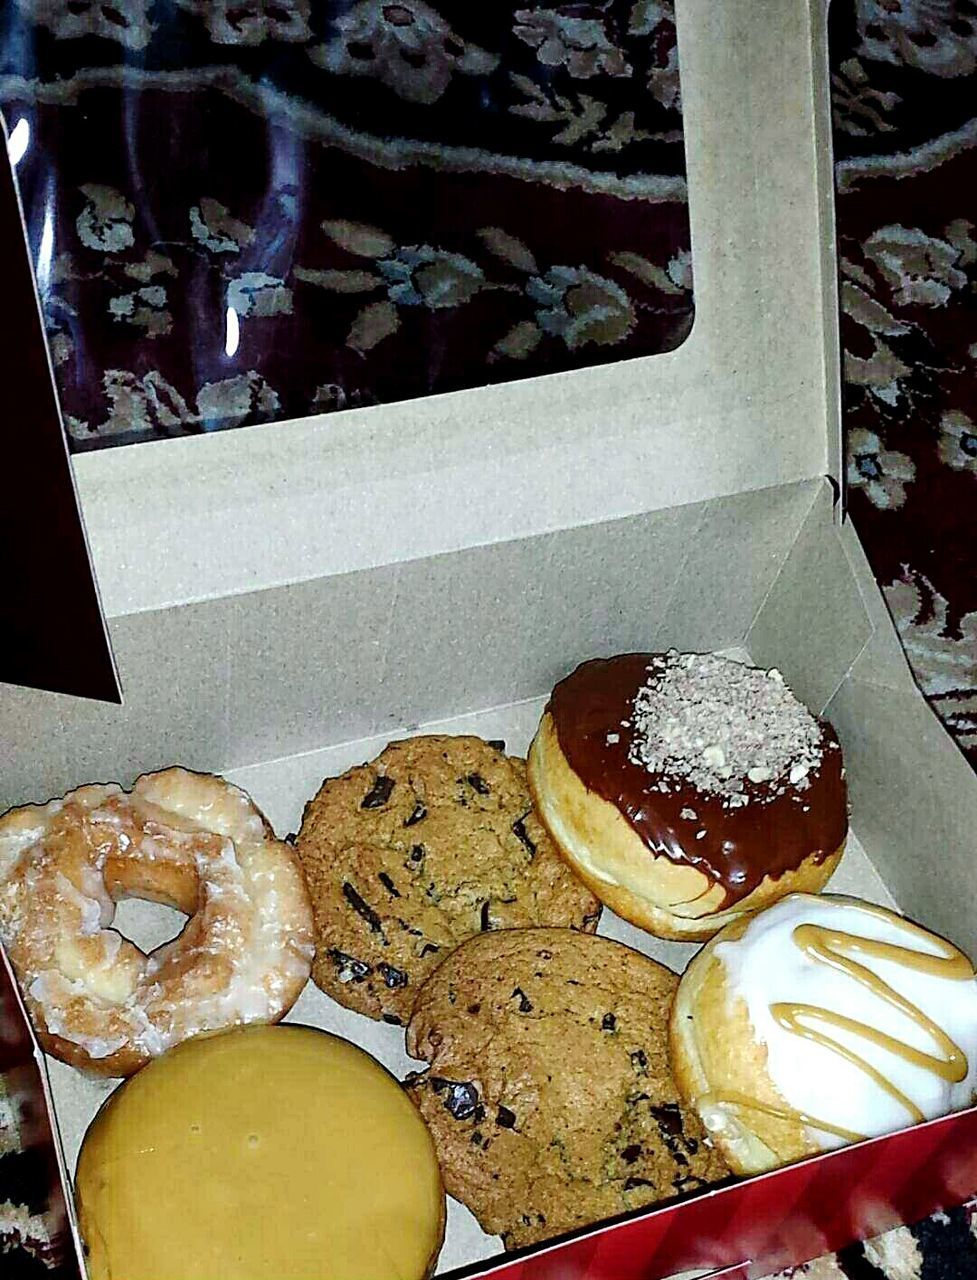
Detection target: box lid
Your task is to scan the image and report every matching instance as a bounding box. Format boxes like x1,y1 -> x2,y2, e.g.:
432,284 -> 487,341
71,0 -> 840,622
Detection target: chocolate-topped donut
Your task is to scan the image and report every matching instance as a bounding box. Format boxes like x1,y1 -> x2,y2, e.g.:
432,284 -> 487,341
527,653 -> 848,940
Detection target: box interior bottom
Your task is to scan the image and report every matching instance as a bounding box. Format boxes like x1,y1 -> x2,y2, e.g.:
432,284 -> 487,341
45,660 -> 898,1277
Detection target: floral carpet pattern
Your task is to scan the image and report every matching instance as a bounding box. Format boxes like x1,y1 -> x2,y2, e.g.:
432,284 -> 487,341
768,1209 -> 977,1280
772,4 -> 977,1275
2,2 -> 977,1277
0,0 -> 692,448
832,0 -> 977,768
0,1015 -> 66,1279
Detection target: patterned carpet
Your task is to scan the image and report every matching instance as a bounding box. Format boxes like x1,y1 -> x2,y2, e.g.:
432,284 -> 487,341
833,0 -> 977,771
2,1 -> 977,1276
762,1210 -> 977,1280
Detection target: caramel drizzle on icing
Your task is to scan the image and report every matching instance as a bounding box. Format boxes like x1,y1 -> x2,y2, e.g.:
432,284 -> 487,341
713,903 -> 975,1144
701,1091 -> 866,1144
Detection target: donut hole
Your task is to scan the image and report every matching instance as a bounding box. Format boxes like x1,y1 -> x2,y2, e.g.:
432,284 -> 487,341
112,899 -> 189,953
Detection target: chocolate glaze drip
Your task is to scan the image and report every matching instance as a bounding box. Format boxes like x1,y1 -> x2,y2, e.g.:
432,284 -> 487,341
548,655 -> 848,909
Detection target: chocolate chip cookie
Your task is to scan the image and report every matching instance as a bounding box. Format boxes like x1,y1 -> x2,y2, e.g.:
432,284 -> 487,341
295,737 -> 601,1024
404,927 -> 729,1249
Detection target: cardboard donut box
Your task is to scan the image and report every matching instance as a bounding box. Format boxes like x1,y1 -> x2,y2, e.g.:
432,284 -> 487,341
4,0 -> 977,1277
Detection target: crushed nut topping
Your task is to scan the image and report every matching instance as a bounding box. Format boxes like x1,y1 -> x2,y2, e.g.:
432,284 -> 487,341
627,652 -> 824,805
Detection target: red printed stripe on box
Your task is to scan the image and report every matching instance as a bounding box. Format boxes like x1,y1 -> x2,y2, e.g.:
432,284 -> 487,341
452,1104 -> 977,1280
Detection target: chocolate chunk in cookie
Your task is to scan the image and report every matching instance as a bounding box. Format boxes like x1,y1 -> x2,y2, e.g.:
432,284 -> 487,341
295,737 -> 601,1023
404,928 -> 729,1250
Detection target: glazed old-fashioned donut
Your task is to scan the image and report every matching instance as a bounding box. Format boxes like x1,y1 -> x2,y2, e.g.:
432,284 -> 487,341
527,652 -> 848,940
0,768 -> 314,1076
670,894 -> 977,1175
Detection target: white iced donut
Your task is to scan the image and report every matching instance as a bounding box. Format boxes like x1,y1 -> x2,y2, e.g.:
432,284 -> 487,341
0,768 -> 314,1076
670,893 -> 977,1174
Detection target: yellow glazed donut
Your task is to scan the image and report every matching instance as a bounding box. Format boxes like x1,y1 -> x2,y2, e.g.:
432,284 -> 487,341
670,894 -> 977,1175
75,1024 -> 446,1280
0,768 -> 313,1076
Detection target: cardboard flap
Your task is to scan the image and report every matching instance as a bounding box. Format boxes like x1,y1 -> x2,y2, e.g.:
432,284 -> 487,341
835,518 -> 918,693
0,479 -> 825,812
0,946 -> 85,1279
746,481 -> 874,713
72,0 -> 837,621
0,117 -> 119,703
824,673 -> 977,947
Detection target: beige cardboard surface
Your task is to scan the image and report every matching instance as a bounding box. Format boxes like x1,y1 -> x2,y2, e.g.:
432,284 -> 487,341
835,517 -> 918,693
824,676 -> 977,950
0,481 -> 821,812
43,691 -> 896,1279
747,484 -> 874,714
653,483 -> 822,656
811,0 -> 843,496
69,0 -> 835,621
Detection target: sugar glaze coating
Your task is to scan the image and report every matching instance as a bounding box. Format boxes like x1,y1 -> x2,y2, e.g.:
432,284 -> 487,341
0,768 -> 314,1076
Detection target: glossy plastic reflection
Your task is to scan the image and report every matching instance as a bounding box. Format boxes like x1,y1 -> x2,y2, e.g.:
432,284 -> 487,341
0,2 -> 693,450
